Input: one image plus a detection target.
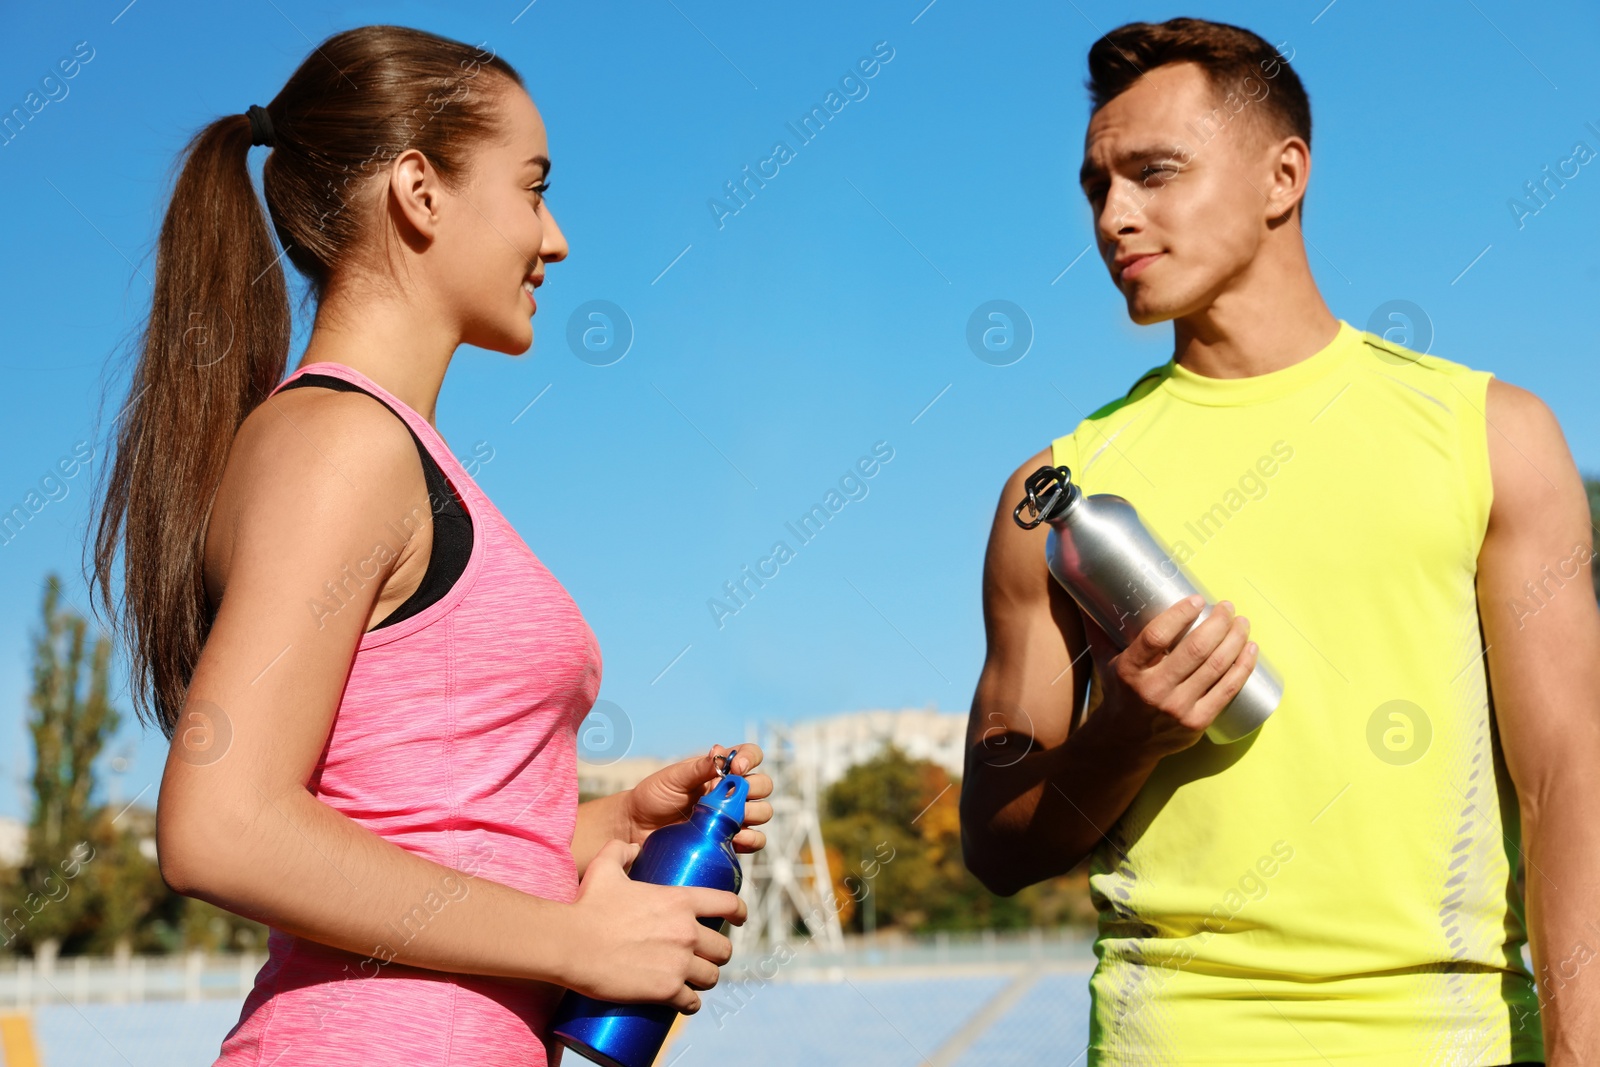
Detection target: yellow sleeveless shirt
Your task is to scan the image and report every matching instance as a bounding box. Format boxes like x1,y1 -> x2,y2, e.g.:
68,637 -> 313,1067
1051,320 -> 1541,1065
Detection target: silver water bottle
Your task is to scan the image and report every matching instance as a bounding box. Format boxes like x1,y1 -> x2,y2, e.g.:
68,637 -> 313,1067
1012,465 -> 1282,743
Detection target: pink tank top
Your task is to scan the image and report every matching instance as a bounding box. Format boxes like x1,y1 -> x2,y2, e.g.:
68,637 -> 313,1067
214,361 -> 602,1066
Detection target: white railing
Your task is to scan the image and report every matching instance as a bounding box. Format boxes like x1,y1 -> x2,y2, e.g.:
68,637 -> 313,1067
0,927 -> 1101,1006
0,951 -> 263,1006
747,925 -> 1097,973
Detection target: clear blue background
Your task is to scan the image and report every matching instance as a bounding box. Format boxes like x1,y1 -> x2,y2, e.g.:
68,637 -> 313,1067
1,0 -> 1596,819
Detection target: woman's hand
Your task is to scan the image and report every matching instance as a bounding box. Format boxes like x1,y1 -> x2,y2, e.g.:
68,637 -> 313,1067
561,839 -> 745,1013
623,743 -> 773,853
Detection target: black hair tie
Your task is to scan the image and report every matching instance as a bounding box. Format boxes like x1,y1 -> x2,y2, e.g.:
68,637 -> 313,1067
246,104 -> 275,148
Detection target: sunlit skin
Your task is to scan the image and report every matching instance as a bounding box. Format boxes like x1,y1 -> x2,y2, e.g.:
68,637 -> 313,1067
294,79 -> 774,855
168,77 -> 772,1015
298,81 -> 569,425
1078,61 -> 1338,376
967,56 -> 1600,1060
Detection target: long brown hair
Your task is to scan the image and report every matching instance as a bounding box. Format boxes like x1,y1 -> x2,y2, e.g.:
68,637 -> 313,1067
88,25 -> 524,737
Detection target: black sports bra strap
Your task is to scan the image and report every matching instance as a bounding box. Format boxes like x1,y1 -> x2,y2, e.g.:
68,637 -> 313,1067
275,372 -> 474,630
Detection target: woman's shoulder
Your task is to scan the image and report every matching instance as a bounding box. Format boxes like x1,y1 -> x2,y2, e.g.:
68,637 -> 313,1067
203,385 -> 428,602
242,384 -> 420,490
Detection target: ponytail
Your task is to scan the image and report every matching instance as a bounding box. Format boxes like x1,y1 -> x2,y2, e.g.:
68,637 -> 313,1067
89,111 -> 289,737
87,25 -> 523,737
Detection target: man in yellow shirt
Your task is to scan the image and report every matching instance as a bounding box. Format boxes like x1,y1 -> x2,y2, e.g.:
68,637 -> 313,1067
960,16 -> 1599,1066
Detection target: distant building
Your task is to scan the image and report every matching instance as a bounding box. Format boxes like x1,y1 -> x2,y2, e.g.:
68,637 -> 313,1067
576,755 -> 669,799
0,809 -> 159,868
574,706 -> 969,800
788,706 -> 967,787
116,804 -> 159,863
0,816 -> 24,867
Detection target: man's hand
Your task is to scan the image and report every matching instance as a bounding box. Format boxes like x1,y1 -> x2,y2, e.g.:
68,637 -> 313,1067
1080,594 -> 1257,757
963,446 -> 1251,896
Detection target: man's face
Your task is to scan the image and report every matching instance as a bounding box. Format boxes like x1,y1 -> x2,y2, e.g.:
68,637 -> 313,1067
1079,61 -> 1285,326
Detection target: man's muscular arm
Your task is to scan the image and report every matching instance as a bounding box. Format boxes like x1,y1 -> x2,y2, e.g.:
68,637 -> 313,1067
1477,378 -> 1600,1064
960,447 -> 1255,896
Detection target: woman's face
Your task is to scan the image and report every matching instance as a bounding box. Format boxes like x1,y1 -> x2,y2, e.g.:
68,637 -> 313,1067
434,81 -> 568,355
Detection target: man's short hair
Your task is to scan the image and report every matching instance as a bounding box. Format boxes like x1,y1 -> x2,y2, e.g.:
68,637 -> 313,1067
1086,17 -> 1311,150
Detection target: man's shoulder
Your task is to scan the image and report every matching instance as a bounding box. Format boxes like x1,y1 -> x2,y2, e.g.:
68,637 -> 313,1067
1354,330 -> 1491,383
1052,362 -> 1169,464
1095,362 -> 1170,417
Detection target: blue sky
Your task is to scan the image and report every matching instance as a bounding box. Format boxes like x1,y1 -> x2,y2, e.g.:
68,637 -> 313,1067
1,0 -> 1597,820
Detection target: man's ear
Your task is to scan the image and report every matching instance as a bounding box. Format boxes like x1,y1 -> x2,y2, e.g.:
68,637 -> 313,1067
1262,135 -> 1310,224
388,148 -> 442,240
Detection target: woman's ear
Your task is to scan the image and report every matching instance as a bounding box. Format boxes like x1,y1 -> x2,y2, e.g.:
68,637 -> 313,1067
388,147 -> 442,241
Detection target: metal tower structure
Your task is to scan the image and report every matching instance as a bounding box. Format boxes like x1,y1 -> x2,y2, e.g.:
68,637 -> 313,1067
734,718 -> 844,955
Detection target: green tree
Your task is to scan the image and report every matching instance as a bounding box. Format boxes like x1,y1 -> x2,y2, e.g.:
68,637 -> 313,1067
2,575 -> 121,956
29,575 -> 118,859
77,806 -> 168,955
1,574 -> 264,959
820,743 -> 1094,936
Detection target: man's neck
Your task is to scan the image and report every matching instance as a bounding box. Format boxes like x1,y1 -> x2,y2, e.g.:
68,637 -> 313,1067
1169,249 -> 1341,381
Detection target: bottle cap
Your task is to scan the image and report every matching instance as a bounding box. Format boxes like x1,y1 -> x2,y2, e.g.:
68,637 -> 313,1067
698,767 -> 749,825
1013,465 -> 1079,529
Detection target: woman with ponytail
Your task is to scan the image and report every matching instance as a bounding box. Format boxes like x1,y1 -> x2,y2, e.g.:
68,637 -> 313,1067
88,25 -> 771,1065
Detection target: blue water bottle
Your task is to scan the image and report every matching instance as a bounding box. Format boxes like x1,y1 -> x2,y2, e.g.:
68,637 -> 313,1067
552,748 -> 748,1067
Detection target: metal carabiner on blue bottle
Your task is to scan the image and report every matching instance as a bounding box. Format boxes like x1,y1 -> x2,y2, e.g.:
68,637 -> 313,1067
552,747 -> 749,1067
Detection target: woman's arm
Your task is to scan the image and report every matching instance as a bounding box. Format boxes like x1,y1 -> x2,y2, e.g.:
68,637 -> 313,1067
572,792 -> 632,878
158,391 -> 742,1012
